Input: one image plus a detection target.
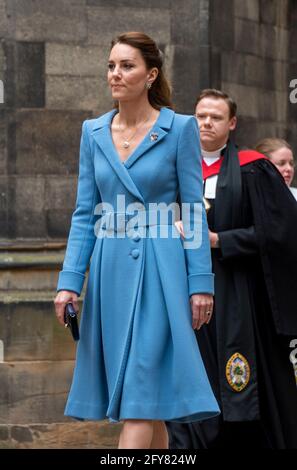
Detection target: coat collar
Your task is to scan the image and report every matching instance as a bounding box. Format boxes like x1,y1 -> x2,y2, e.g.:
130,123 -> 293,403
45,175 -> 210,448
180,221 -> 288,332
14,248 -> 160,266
91,107 -> 174,132
91,107 -> 175,202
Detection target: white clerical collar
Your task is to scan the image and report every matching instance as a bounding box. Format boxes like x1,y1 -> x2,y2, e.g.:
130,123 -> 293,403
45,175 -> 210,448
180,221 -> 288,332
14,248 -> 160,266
201,144 -> 226,166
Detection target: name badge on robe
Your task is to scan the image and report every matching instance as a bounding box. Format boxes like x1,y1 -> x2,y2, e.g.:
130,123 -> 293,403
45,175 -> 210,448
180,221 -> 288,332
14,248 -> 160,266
204,175 -> 218,199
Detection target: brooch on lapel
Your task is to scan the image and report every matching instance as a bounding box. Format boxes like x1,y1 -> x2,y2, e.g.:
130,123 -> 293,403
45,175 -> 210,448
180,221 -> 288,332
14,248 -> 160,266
150,132 -> 159,142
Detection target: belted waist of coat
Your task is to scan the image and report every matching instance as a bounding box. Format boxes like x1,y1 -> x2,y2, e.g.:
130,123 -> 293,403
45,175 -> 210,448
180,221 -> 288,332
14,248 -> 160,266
99,209 -> 179,233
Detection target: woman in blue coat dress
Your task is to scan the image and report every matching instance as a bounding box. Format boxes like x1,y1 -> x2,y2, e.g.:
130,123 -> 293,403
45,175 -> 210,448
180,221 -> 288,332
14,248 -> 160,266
54,32 -> 220,449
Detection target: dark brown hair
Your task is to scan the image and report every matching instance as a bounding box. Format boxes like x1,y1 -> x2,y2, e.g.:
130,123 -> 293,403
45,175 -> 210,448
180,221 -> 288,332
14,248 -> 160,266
110,31 -> 173,110
195,89 -> 237,119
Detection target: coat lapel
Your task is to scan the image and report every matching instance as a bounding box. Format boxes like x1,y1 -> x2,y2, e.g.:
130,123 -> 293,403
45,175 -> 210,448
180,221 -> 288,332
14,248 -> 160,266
124,108 -> 174,169
91,107 -> 175,202
91,110 -> 144,203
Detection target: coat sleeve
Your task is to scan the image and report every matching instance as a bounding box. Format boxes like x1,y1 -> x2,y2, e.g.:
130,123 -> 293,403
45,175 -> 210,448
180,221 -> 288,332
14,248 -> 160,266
176,116 -> 214,296
56,120 -> 101,296
218,225 -> 259,259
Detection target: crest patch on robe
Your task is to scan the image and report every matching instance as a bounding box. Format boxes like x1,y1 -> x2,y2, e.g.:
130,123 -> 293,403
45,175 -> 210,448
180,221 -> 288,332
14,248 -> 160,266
226,353 -> 250,392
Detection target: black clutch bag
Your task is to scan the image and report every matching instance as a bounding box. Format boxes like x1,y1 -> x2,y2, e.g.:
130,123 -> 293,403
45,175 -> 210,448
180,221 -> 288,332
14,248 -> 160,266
64,303 -> 80,341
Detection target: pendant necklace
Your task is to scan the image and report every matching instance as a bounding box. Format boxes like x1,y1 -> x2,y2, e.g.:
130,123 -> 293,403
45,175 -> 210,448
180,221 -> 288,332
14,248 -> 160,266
117,111 -> 153,149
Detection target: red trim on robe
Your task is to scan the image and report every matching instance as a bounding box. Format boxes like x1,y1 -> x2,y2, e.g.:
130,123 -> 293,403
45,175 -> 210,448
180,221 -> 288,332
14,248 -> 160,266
202,150 -> 268,180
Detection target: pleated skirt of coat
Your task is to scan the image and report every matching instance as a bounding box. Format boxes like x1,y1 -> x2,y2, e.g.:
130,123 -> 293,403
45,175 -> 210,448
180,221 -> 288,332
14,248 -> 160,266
64,229 -> 220,423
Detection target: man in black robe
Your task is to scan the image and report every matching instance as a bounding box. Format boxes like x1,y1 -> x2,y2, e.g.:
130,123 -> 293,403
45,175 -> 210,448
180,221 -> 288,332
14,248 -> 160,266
167,89 -> 297,449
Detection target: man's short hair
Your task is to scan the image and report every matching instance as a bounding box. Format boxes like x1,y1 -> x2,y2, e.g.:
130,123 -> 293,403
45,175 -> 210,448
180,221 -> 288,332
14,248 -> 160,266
195,89 -> 237,119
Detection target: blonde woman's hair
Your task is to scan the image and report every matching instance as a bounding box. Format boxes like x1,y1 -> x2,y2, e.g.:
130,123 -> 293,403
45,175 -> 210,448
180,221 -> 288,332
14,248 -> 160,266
255,138 -> 292,158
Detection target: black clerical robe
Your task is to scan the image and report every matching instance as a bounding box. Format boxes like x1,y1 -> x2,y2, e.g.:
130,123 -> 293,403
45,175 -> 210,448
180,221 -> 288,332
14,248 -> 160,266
167,147 -> 297,449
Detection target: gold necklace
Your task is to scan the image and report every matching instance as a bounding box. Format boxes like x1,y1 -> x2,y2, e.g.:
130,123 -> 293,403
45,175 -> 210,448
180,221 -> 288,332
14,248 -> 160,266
117,112 -> 153,149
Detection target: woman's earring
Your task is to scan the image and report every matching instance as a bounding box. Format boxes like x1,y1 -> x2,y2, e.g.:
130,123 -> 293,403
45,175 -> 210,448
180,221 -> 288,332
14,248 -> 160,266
146,82 -> 152,89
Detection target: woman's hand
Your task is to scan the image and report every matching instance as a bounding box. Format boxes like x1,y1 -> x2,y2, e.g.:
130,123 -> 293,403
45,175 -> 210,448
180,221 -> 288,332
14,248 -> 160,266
175,220 -> 185,239
190,293 -> 214,330
54,290 -> 79,326
209,230 -> 220,248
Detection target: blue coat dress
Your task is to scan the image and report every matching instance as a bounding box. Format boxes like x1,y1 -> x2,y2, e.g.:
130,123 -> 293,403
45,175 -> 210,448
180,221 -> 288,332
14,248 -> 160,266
57,107 -> 220,423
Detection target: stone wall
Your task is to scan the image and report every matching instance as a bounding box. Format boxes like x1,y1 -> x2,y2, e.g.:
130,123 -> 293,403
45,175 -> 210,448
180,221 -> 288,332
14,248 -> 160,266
0,0 -> 203,240
208,0 -> 297,160
288,0 -> 297,161
1,0 -> 296,240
